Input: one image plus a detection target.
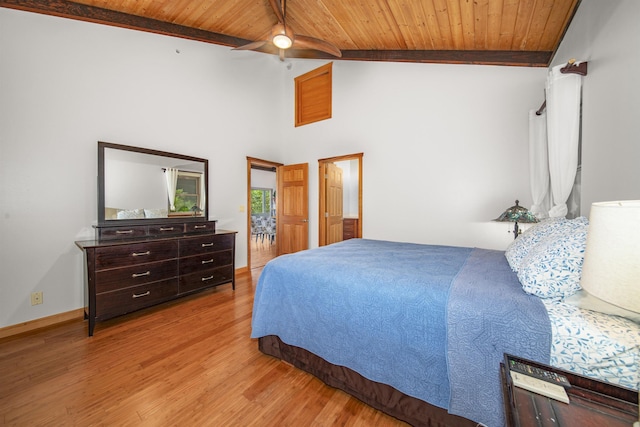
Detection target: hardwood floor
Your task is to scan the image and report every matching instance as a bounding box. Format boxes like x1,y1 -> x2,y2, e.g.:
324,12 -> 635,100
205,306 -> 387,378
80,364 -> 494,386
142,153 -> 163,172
0,270 -> 407,426
250,236 -> 277,270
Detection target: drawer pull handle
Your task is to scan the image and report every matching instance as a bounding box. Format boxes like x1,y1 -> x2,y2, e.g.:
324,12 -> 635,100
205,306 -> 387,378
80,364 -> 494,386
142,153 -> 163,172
160,227 -> 174,231
201,275 -> 214,282
116,230 -> 134,234
132,251 -> 151,257
194,225 -> 207,229
132,291 -> 151,298
202,259 -> 214,264
132,271 -> 151,278
201,243 -> 214,247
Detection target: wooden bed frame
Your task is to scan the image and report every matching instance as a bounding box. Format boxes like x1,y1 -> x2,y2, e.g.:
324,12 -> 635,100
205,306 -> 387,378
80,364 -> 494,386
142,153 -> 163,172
259,335 -> 478,427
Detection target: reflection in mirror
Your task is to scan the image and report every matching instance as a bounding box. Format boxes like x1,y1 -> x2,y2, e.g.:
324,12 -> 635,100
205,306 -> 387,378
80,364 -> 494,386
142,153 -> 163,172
98,142 -> 208,224
333,159 -> 359,218
319,153 -> 363,246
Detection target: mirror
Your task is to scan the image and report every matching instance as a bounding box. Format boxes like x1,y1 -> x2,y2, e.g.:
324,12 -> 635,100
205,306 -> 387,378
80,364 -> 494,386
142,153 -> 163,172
318,153 -> 363,246
98,141 -> 208,225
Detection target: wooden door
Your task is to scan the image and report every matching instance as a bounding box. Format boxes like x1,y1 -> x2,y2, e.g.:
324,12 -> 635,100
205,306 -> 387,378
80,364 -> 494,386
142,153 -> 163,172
277,163 -> 309,256
325,162 -> 343,244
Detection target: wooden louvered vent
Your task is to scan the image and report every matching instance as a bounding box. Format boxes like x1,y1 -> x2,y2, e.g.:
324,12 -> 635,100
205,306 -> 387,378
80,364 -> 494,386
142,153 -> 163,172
295,63 -> 332,127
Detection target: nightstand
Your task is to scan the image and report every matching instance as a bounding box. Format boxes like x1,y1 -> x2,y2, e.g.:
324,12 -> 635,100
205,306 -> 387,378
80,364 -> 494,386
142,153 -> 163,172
501,354 -> 638,427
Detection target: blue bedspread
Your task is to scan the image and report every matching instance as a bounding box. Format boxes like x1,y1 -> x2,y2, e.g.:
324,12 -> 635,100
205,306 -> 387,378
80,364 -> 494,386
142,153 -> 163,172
251,239 -> 551,427
447,247 -> 551,427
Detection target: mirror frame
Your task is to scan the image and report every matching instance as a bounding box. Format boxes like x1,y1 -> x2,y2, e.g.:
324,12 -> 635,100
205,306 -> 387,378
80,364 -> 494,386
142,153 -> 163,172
97,141 -> 209,226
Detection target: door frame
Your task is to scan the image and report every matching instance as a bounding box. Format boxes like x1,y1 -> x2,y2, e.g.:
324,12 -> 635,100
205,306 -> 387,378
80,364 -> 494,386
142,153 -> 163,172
318,153 -> 363,246
246,156 -> 282,270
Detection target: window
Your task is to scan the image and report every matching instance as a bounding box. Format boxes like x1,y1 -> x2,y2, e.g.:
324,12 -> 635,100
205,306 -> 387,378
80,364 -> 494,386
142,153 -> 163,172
171,171 -> 203,215
295,62 -> 332,127
251,188 -> 273,216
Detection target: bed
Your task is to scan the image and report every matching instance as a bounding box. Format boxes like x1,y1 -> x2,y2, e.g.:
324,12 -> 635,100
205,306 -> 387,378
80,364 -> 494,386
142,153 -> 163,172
251,218 -> 640,427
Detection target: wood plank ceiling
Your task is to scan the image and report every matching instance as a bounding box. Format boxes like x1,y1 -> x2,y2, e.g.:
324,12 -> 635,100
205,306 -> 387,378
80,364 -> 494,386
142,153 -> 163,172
1,0 -> 581,66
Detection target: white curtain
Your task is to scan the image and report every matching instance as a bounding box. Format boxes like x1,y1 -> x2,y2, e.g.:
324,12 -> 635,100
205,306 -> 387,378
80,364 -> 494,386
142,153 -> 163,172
198,173 -> 206,212
528,109 -> 550,219
545,64 -> 583,218
165,167 -> 179,211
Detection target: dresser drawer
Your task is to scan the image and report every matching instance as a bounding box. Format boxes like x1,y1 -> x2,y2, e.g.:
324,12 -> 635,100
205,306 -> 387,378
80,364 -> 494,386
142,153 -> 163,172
148,223 -> 185,237
185,221 -> 216,233
95,240 -> 179,269
179,234 -> 233,256
97,225 -> 148,240
95,278 -> 179,319
179,251 -> 233,276
179,265 -> 234,294
96,259 -> 178,293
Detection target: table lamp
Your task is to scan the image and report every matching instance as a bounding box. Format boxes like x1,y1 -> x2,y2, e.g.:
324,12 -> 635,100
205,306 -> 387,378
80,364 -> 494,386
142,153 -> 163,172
580,200 -> 640,316
495,200 -> 538,239
578,201 -> 640,427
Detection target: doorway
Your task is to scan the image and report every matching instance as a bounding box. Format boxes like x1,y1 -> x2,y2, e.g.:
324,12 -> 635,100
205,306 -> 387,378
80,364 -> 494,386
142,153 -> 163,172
247,157 -> 282,271
318,153 -> 363,246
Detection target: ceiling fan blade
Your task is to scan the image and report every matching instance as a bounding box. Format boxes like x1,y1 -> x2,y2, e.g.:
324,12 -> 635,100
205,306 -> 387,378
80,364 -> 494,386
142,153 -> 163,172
269,0 -> 285,24
293,35 -> 342,58
233,39 -> 269,51
233,28 -> 272,51
279,48 -> 285,61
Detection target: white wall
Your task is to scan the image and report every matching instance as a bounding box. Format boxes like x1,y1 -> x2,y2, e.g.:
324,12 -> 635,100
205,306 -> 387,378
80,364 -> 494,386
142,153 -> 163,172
0,9 -> 285,328
279,59 -> 546,249
550,0 -> 640,214
251,169 -> 277,190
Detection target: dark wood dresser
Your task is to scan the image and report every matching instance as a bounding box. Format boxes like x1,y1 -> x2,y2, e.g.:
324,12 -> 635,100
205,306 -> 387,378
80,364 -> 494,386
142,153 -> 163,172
76,221 -> 236,336
343,217 -> 359,240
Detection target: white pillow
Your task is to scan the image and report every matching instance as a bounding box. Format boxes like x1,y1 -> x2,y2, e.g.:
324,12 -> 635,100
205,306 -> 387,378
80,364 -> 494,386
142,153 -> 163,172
517,220 -> 588,299
505,217 -> 569,272
144,208 -> 168,218
116,208 -> 144,219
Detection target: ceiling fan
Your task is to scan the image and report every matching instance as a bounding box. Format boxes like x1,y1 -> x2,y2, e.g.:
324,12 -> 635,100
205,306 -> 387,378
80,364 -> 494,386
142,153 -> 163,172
233,0 -> 342,60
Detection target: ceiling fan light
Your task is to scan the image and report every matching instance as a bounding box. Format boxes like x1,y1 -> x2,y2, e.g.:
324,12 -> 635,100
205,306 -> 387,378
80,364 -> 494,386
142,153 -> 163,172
273,34 -> 292,49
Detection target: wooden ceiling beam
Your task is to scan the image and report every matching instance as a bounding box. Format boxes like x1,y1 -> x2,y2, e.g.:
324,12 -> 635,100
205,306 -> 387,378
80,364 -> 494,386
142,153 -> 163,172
281,49 -> 552,67
340,50 -> 552,67
0,0 -> 247,47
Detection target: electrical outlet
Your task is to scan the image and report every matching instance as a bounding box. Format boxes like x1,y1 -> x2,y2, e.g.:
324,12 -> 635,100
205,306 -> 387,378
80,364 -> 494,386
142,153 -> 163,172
31,291 -> 43,306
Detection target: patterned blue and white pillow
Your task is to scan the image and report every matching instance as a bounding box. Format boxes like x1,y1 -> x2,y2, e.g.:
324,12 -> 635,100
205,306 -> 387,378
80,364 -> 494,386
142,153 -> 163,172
517,219 -> 588,299
505,217 -> 584,272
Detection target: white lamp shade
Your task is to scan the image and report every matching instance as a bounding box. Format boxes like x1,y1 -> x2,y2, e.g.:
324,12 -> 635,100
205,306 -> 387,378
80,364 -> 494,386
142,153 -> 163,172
580,200 -> 640,313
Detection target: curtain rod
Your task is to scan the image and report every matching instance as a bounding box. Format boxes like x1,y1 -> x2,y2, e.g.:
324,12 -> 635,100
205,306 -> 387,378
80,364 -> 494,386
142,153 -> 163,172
535,59 -> 588,116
